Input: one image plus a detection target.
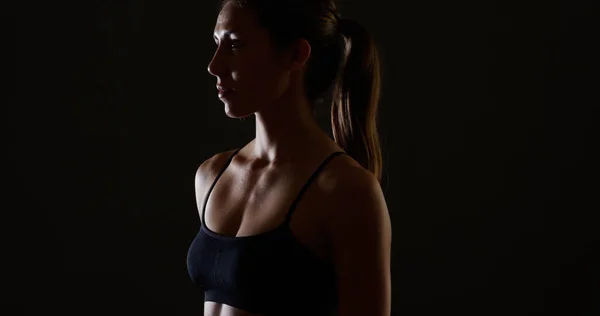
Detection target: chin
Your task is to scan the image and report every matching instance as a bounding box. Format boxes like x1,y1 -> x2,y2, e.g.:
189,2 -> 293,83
224,103 -> 256,119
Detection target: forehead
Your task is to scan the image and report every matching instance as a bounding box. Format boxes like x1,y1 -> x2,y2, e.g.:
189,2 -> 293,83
213,3 -> 259,37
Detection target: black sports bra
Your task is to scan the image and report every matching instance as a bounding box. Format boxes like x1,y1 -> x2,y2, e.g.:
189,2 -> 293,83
187,148 -> 348,315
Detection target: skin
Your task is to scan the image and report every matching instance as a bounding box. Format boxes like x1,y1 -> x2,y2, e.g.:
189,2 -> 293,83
208,1 -> 329,166
199,2 -> 392,315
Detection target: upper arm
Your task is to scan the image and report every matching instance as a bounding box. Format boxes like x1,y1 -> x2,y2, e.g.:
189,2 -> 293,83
327,170 -> 392,316
194,158 -> 212,220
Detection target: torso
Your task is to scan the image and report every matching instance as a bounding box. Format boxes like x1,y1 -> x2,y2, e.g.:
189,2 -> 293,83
197,140 -> 363,316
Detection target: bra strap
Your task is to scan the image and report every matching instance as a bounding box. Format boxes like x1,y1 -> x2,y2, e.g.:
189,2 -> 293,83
284,151 -> 349,223
201,148 -> 242,224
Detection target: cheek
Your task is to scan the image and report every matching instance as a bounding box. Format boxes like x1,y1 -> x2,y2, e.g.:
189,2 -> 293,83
235,60 -> 289,103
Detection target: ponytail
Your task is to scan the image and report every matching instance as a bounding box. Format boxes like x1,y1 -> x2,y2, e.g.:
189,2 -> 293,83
332,18 -> 383,183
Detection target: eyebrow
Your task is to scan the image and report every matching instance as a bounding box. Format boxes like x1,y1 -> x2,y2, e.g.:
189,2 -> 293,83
213,30 -> 239,41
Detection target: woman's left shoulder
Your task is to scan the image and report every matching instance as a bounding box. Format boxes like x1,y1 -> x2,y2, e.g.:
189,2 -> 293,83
319,153 -> 379,194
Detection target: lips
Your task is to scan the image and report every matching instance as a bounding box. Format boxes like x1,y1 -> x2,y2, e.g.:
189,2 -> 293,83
216,85 -> 235,93
217,86 -> 235,100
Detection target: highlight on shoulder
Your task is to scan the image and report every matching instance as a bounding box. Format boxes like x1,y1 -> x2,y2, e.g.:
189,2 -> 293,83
195,149 -> 238,181
316,153 -> 373,195
193,149 -> 239,218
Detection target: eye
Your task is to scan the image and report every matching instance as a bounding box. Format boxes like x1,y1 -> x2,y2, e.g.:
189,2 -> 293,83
213,39 -> 242,50
230,40 -> 242,49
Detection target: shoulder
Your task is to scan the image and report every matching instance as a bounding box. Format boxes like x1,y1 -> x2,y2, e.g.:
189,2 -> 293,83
194,148 -> 238,183
193,149 -> 239,213
318,152 -> 391,248
316,154 -> 389,229
318,154 -> 383,204
321,156 -> 392,315
327,160 -> 387,217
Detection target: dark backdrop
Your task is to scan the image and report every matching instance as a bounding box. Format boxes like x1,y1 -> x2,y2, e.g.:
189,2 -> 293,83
11,1 -> 597,315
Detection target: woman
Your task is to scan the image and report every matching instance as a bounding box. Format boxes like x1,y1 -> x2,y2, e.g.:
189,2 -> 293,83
187,0 -> 392,315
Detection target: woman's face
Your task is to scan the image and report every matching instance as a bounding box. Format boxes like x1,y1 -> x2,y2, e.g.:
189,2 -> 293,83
208,2 -> 291,118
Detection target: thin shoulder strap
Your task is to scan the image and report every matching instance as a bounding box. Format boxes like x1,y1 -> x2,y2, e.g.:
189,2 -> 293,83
202,148 -> 242,224
285,151 -> 349,223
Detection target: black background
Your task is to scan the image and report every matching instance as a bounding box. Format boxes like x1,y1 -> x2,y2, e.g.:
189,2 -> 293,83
11,1 -> 597,315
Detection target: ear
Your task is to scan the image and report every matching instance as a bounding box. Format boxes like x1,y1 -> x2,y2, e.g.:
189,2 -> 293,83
289,38 -> 311,71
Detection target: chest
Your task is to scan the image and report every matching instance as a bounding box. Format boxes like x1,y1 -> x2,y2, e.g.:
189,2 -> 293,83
201,164 -> 334,263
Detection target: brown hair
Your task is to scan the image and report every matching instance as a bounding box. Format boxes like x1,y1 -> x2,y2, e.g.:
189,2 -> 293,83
216,0 -> 383,183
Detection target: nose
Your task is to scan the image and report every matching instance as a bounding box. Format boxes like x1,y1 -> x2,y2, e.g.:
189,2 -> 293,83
207,48 -> 223,77
207,58 -> 216,77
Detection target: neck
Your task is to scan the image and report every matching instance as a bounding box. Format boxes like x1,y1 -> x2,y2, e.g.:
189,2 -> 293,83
249,91 -> 332,166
